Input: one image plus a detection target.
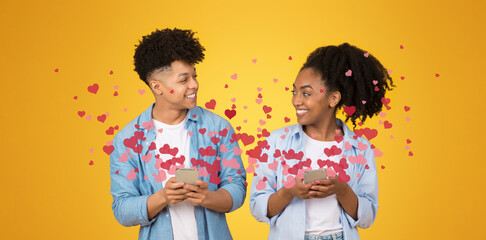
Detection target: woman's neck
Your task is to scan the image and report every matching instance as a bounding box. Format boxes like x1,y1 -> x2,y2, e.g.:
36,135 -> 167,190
303,116 -> 343,141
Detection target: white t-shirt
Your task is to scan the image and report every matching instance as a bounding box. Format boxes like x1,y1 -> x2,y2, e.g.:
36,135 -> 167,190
154,116 -> 197,240
303,132 -> 343,236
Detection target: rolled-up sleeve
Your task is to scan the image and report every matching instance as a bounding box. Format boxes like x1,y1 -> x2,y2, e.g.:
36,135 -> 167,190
218,121 -> 247,213
110,133 -> 157,227
344,142 -> 379,229
249,133 -> 281,226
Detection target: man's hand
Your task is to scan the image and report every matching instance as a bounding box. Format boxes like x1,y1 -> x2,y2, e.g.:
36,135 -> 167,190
309,176 -> 347,199
183,180 -> 209,206
162,177 -> 190,204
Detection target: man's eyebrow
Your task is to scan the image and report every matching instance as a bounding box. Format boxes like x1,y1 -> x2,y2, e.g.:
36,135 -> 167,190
177,72 -> 190,77
177,67 -> 197,77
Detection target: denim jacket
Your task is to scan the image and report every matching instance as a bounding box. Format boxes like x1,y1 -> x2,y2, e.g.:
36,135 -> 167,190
110,104 -> 247,240
249,119 -> 378,240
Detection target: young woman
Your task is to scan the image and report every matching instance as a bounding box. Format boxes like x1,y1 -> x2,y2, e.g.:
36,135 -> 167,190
250,43 -> 394,240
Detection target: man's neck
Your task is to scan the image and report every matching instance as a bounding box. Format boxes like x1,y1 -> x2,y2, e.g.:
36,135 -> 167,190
152,102 -> 188,125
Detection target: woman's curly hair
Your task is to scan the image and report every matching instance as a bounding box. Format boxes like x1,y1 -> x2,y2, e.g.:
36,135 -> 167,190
301,43 -> 395,127
133,28 -> 205,85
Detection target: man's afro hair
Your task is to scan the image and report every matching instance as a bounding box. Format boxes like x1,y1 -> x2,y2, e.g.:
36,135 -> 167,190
133,28 -> 205,85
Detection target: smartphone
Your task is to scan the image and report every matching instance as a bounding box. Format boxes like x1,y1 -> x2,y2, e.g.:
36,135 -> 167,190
304,169 -> 327,184
175,168 -> 199,185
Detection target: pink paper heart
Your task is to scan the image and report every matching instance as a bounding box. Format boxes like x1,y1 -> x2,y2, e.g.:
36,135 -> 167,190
233,146 -> 243,155
358,142 -> 368,151
374,148 -> 383,157
222,158 -> 240,169
268,161 -> 278,170
220,144 -> 228,153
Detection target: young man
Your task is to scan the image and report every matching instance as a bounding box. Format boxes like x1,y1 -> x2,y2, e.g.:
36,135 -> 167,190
110,28 -> 247,240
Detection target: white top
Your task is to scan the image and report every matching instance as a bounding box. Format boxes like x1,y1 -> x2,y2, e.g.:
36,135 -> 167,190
303,132 -> 343,236
153,115 -> 197,240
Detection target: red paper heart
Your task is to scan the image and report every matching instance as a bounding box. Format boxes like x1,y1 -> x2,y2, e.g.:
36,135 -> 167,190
211,137 -> 220,145
87,84 -> 99,94
205,99 -> 216,110
105,127 -> 114,135
224,109 -> 237,119
263,105 -> 272,114
344,106 -> 356,116
239,133 -> 255,146
103,145 -> 114,155
199,128 -> 207,135
97,114 -> 107,123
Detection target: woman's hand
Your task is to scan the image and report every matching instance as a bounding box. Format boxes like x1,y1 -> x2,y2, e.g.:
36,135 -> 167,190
308,176 -> 348,199
285,177 -> 314,199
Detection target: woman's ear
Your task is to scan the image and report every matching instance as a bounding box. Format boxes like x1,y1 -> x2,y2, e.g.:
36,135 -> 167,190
329,91 -> 341,108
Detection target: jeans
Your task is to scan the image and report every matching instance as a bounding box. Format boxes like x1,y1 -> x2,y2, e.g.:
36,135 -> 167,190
304,231 -> 344,240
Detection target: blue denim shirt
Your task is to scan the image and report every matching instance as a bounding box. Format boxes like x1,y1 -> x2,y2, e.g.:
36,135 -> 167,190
110,104 -> 247,240
249,119 -> 379,240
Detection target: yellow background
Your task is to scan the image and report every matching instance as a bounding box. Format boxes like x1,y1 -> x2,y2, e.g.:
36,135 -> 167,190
1,0 -> 485,239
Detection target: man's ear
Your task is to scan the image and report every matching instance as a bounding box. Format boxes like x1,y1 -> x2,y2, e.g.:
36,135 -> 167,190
329,91 -> 341,108
149,79 -> 163,95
